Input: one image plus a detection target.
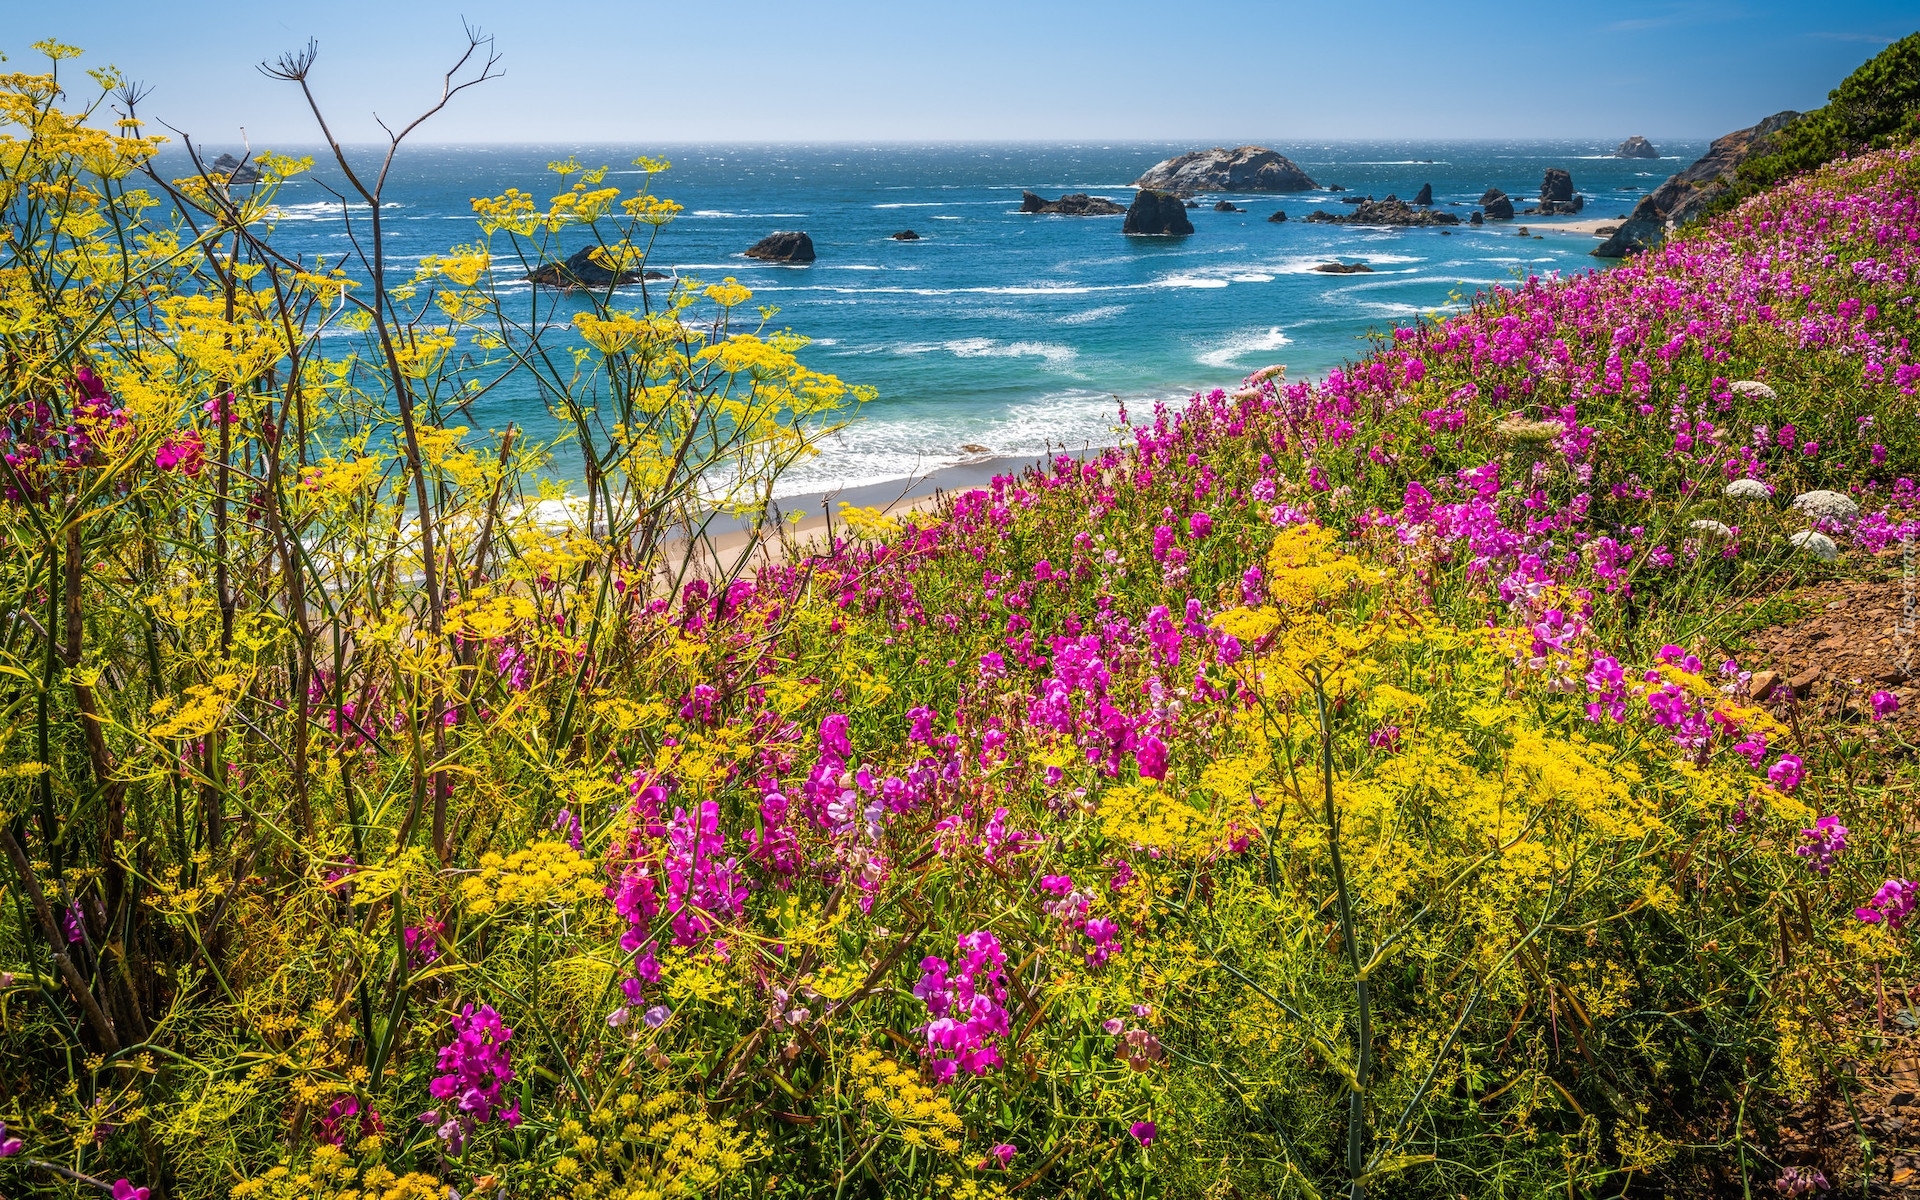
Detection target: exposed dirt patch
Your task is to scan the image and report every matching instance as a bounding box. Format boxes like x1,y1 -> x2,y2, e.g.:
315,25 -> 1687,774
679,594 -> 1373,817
1741,576 -> 1920,1193
1742,577 -> 1920,736
1773,1035 -> 1920,1195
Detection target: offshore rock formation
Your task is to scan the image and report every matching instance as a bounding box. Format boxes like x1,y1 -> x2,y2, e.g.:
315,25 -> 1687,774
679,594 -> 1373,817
1267,209 -> 1288,223
207,153 -> 261,186
745,231 -> 816,263
1615,136 -> 1660,159
527,246 -> 664,289
1304,196 -> 1460,226
1595,110 -> 1801,257
1413,182 -> 1433,206
1133,146 -> 1317,194
1123,190 -> 1194,235
1480,189 -> 1515,219
1213,200 -> 1244,212
1527,169 -> 1584,215
1312,261 -> 1373,273
1020,191 -> 1127,215
890,230 -> 921,240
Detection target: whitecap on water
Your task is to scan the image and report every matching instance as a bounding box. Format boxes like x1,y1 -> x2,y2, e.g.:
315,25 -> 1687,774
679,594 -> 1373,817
768,387 -> 1138,498
1195,326 -> 1292,369
1057,304 -> 1127,325
1358,301 -> 1442,317
943,337 -> 1079,369
266,200 -> 398,222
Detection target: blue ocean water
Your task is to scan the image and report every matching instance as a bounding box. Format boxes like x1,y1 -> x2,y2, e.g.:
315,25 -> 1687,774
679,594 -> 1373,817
188,140 -> 1698,495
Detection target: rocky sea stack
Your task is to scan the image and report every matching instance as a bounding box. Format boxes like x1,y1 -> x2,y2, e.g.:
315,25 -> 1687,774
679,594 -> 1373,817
1020,191 -> 1127,216
1614,136 -> 1660,159
527,246 -> 665,289
207,152 -> 261,186
745,231 -> 816,263
1133,146 -> 1316,195
1530,169 -> 1584,215
1304,196 -> 1460,227
1480,188 -> 1515,219
1123,190 -> 1194,236
890,230 -> 920,240
1413,183 -> 1433,206
1595,111 -> 1801,258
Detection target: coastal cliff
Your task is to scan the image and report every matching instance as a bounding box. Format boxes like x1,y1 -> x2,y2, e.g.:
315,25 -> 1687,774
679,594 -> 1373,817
1594,111 -> 1800,257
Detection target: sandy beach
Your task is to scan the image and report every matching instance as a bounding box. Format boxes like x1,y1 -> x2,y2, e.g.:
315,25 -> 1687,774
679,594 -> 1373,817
1521,214 -> 1636,237
666,449 -> 1090,577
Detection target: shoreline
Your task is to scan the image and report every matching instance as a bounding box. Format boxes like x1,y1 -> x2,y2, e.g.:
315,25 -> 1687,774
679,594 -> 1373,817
662,449 -> 1099,578
1519,214 -> 1634,237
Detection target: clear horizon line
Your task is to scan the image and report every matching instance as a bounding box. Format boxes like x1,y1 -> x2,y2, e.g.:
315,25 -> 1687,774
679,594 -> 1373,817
156,134 -> 1733,150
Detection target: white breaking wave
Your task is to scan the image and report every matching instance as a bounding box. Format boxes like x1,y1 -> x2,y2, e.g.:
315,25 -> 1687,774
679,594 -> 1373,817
266,200 -> 401,222
767,388 -> 1137,498
1358,300 -> 1463,317
750,282 -> 1119,297
1057,304 -> 1127,325
1196,326 -> 1292,369
942,337 -> 1079,369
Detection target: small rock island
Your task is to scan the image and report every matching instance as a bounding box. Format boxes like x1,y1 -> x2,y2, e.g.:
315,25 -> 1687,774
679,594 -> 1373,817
1134,146 -> 1317,194
1020,191 -> 1126,216
745,231 -> 816,263
1304,195 -> 1459,226
527,246 -> 667,289
1123,190 -> 1194,236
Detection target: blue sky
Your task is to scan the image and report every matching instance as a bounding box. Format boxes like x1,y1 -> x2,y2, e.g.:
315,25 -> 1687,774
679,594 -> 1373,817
7,1 -> 1918,144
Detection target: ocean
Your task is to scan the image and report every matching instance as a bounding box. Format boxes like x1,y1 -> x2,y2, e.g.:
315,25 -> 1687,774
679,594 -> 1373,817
181,140 -> 1700,497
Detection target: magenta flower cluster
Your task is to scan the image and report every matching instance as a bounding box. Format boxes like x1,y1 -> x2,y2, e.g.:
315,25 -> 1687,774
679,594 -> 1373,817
1795,816 -> 1848,877
421,1002 -> 520,1150
1855,879 -> 1918,929
914,930 -> 1012,1082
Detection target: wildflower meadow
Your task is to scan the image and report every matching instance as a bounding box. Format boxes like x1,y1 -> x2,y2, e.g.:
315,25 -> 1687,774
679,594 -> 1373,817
8,36 -> 1920,1200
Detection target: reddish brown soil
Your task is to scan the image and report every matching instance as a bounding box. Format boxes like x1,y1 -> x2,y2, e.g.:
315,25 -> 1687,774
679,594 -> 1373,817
1744,578 -> 1920,738
1741,577 -> 1920,1193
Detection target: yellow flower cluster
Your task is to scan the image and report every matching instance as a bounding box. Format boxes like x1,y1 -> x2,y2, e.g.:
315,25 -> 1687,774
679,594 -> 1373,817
146,667 -> 250,739
1264,522 -> 1377,606
847,1048 -> 964,1154
1097,780 -> 1252,862
460,841 -> 601,914
446,591 -> 537,641
229,1148 -> 440,1200
540,1094 -> 761,1200
300,456 -> 385,498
